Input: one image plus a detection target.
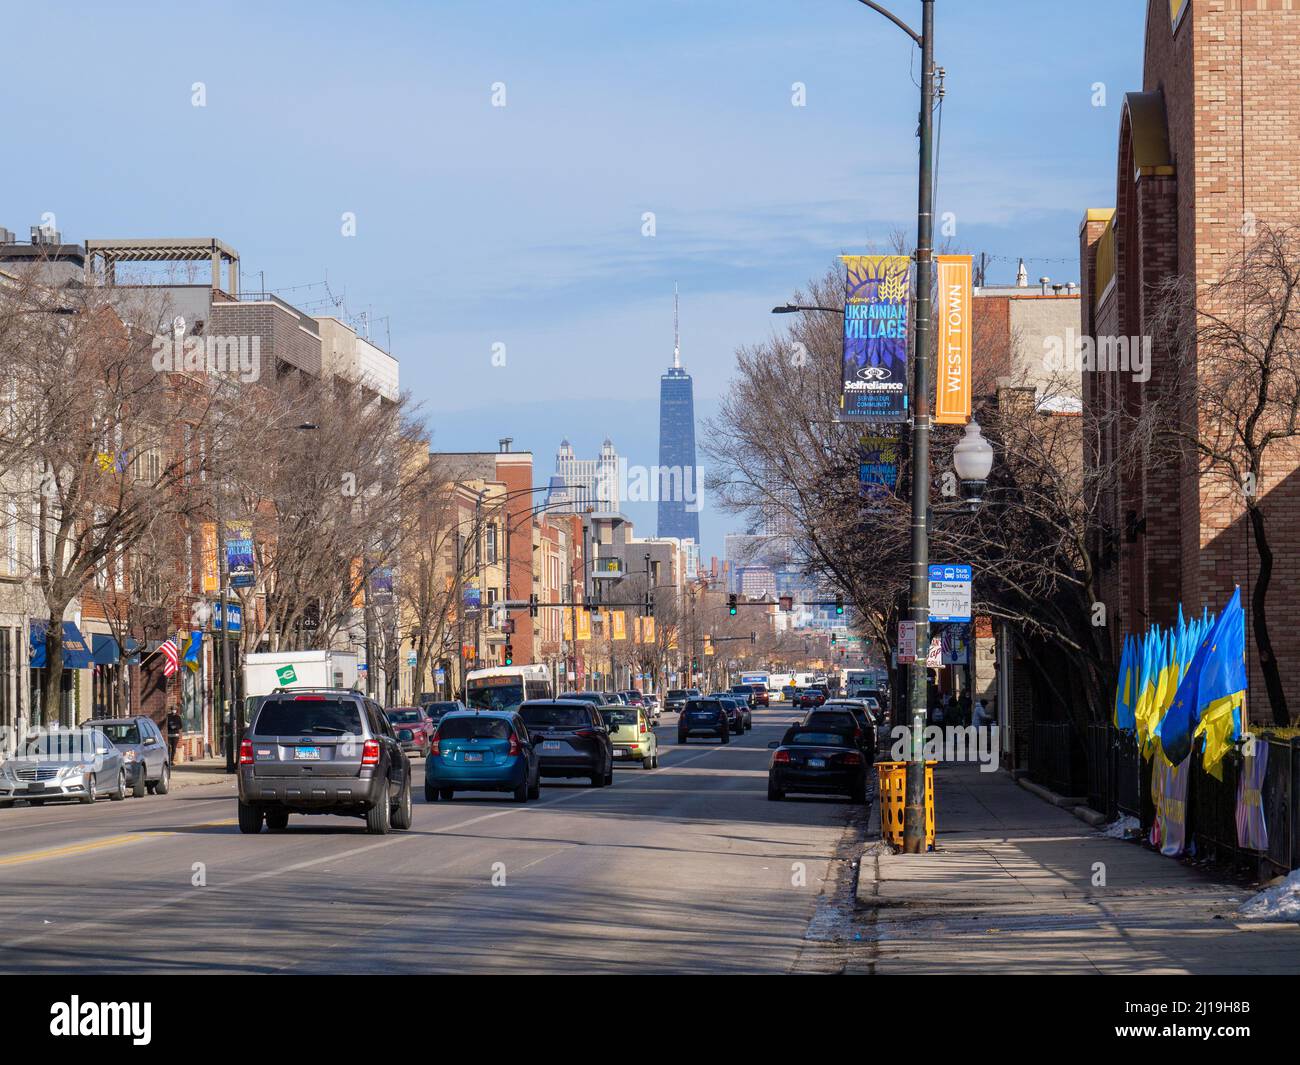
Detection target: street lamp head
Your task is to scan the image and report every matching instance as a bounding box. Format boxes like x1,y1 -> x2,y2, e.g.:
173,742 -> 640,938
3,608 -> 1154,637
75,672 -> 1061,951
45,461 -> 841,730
952,419 -> 994,508
771,304 -> 799,314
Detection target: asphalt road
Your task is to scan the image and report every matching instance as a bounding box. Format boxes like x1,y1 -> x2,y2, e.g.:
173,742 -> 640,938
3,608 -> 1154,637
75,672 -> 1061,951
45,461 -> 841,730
0,704 -> 870,974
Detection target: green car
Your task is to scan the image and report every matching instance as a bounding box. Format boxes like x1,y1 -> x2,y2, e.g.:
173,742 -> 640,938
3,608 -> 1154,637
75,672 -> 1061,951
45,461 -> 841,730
600,706 -> 659,769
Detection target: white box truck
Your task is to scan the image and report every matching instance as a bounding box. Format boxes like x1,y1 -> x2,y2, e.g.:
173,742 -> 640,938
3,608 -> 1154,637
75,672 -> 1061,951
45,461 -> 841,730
244,650 -> 360,700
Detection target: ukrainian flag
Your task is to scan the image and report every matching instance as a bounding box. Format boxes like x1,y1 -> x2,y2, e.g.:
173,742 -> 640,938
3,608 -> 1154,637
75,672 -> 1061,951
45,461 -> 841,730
1113,634 -> 1137,730
1193,587 -> 1246,779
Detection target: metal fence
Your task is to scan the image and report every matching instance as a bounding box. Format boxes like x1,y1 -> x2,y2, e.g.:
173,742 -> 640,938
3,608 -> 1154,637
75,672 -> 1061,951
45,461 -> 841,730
1044,720 -> 1300,875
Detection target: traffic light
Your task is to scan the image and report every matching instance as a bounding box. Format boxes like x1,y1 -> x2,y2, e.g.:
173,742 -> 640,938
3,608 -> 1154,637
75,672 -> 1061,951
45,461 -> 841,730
528,593 -> 539,618
728,594 -> 737,616
504,643 -> 514,666
831,632 -> 837,644
835,595 -> 844,616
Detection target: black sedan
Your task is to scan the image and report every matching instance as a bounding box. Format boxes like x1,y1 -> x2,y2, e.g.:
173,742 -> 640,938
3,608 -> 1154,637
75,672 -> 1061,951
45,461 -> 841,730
767,725 -> 868,802
793,687 -> 827,710
678,699 -> 730,744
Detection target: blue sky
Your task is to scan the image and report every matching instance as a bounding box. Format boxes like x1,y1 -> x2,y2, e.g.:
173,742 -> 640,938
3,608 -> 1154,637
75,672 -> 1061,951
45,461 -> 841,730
3,0 -> 1148,558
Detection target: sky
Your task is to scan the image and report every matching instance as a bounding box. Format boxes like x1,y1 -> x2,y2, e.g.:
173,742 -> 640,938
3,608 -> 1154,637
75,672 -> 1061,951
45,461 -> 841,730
2,0 -> 1149,558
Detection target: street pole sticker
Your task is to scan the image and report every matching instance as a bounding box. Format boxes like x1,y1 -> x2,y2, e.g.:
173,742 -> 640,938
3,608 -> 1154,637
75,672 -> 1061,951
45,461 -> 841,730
897,620 -> 917,663
928,564 -> 972,623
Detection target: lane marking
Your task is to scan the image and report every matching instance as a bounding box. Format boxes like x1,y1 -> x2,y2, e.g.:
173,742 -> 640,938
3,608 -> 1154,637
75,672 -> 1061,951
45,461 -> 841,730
0,818 -> 239,869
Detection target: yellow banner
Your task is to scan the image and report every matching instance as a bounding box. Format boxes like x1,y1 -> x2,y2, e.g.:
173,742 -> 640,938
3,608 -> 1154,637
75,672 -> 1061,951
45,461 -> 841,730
576,610 -> 591,641
704,636 -> 715,657
643,617 -> 655,643
611,611 -> 626,641
563,611 -> 573,641
201,523 -> 218,593
935,254 -> 972,425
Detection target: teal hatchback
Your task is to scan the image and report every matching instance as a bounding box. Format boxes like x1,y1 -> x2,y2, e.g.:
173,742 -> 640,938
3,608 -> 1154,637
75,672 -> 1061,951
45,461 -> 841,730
424,711 -> 540,803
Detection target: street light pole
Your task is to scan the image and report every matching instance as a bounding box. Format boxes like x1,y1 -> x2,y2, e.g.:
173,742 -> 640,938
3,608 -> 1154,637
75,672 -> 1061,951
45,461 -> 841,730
903,0 -> 937,854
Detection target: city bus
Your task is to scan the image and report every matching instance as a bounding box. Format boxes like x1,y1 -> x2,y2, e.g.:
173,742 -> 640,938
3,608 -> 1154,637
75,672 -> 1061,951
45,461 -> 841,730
739,670 -> 771,690
465,664 -> 554,713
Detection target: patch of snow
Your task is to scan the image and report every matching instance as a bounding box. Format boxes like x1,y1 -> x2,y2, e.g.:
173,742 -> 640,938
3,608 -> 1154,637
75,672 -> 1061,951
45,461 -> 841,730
1102,815 -> 1141,839
1239,870 -> 1300,923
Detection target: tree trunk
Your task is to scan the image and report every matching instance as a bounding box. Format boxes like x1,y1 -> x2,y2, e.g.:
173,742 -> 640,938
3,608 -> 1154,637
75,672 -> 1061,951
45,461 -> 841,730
40,612 -> 65,727
1247,502 -> 1289,725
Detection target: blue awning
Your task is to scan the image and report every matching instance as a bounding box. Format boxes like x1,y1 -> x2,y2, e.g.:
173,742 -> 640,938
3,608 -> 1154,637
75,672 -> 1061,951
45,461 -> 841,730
91,633 -> 120,665
29,620 -> 94,670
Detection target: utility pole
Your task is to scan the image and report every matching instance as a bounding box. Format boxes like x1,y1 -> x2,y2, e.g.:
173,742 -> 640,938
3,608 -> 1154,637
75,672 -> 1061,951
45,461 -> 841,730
903,0 -> 937,854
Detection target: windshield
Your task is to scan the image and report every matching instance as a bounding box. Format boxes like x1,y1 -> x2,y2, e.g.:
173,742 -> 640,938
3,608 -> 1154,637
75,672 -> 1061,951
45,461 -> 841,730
424,702 -> 459,715
254,700 -> 363,736
386,709 -> 423,724
786,731 -> 853,747
437,717 -> 513,740
686,700 -> 721,713
98,723 -> 142,745
467,683 -> 525,713
600,708 -> 639,726
521,704 -> 589,728
667,690 -> 689,699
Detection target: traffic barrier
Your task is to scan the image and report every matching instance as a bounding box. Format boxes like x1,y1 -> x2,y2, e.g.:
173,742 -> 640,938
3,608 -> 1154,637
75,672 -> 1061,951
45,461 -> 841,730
876,760 -> 936,849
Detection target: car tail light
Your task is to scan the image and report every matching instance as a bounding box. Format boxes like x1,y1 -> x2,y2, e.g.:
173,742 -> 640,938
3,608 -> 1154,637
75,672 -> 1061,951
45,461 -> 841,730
772,750 -> 791,765
640,720 -> 647,735
429,731 -> 441,756
294,694 -> 325,700
841,751 -> 864,765
574,728 -> 598,739
361,739 -> 380,765
239,739 -> 254,765
508,733 -> 521,756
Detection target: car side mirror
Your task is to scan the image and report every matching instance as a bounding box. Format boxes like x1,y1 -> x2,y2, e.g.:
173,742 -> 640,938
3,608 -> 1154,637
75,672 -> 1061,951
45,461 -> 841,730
143,736 -> 156,746
96,746 -> 109,755
767,741 -> 780,749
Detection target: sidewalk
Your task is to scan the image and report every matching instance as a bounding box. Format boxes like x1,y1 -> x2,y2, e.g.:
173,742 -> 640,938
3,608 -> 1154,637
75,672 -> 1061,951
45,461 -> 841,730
169,757 -> 237,792
854,763 -> 1300,974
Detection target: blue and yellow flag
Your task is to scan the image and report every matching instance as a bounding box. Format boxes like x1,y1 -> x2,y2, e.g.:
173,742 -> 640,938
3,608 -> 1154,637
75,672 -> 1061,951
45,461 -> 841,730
1113,635 -> 1137,730
1192,587 -> 1246,780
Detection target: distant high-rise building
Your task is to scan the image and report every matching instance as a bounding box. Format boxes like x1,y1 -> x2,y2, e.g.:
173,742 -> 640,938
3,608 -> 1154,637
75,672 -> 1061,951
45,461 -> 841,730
657,284 -> 701,545
548,438 -> 619,513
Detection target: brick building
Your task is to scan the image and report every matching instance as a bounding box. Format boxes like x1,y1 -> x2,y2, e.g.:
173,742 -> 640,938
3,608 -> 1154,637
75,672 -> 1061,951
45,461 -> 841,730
1079,0 -> 1300,721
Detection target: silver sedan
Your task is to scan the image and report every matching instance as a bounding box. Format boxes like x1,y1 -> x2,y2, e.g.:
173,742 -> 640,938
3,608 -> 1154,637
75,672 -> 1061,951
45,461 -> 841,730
0,728 -> 128,805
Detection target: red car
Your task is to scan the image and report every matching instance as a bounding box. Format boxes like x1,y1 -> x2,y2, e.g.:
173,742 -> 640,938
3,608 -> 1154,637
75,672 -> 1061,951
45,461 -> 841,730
748,684 -> 770,708
386,706 -> 435,757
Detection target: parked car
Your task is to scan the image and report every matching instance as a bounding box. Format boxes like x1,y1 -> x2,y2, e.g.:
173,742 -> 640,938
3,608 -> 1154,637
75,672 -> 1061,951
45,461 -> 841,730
711,693 -> 751,733
96,715 -> 171,797
424,710 -> 539,802
520,700 -> 614,787
0,728 -> 127,805
793,687 -> 827,710
642,694 -> 661,724
767,724 -> 869,802
237,689 -> 413,835
678,698 -> 730,744
385,706 -> 435,757
600,705 -> 659,769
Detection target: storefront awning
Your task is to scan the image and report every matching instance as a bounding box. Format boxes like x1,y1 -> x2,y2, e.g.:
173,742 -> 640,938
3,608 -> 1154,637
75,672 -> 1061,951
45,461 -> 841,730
91,634 -> 120,665
29,620 -> 94,670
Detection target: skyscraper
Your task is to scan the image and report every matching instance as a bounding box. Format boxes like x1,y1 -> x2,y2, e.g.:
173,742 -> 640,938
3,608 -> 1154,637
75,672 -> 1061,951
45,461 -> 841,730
657,285 -> 701,545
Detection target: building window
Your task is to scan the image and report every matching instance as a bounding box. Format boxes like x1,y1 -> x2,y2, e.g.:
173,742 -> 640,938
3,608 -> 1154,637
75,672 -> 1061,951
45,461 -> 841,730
486,523 -> 497,565
2,499 -> 16,574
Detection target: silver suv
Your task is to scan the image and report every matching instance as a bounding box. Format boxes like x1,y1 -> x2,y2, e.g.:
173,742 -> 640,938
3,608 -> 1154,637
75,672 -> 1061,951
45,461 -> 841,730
96,716 -> 171,797
237,689 -> 412,835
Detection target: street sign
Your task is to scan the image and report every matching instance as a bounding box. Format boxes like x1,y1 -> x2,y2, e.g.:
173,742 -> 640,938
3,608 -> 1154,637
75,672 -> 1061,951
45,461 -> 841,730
928,563 -> 972,623
897,620 -> 917,663
407,651 -> 417,667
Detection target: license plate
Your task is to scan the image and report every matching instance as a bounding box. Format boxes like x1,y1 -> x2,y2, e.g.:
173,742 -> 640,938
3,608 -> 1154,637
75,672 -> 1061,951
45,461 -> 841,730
808,758 -> 826,768
28,782 -> 45,792
612,749 -> 627,758
543,742 -> 560,751
464,752 -> 483,763
294,747 -> 320,760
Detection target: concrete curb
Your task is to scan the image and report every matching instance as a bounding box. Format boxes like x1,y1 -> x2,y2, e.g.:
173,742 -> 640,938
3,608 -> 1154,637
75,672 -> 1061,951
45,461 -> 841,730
1014,775 -> 1107,828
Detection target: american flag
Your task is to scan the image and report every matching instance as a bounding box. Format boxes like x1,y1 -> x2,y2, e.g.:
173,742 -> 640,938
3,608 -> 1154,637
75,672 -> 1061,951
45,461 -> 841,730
161,638 -> 180,677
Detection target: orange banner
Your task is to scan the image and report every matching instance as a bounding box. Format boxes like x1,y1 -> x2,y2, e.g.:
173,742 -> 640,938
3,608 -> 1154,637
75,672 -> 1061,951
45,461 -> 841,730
611,611 -> 626,641
200,523 -> 218,593
935,254 -> 972,426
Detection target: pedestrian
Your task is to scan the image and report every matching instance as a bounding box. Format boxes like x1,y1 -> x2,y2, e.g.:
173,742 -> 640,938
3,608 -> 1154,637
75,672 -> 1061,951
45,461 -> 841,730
974,699 -> 993,730
166,709 -> 183,763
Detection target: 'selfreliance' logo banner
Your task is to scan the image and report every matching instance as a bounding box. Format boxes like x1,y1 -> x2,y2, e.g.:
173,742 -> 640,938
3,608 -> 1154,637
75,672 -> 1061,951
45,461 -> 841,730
840,254 -> 911,422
